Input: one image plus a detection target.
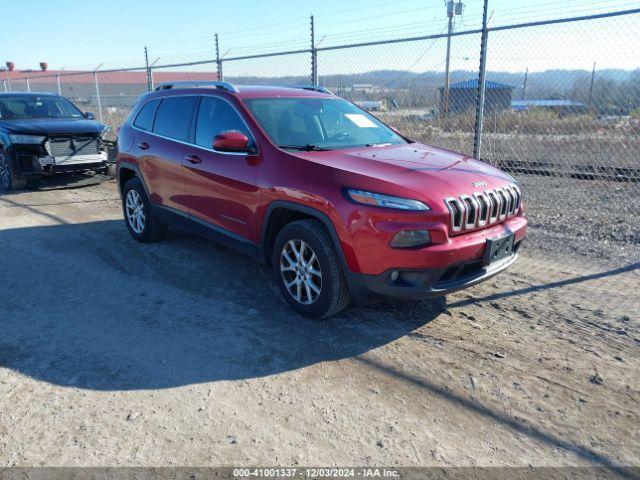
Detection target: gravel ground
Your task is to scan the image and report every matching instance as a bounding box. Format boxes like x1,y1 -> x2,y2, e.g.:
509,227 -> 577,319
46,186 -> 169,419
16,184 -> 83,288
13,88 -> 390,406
516,176 -> 640,267
0,176 -> 638,470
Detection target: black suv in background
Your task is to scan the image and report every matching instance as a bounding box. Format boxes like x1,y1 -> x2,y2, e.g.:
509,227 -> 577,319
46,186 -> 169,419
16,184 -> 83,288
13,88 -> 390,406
0,92 -> 113,190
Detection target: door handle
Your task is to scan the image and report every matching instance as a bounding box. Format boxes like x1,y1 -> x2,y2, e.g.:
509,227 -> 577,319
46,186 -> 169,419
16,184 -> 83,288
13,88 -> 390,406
184,154 -> 203,164
137,141 -> 150,150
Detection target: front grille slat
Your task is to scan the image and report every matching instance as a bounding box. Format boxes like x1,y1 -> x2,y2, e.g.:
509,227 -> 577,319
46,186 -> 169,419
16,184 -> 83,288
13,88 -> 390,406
444,184 -> 522,234
445,197 -> 465,232
461,195 -> 479,229
487,191 -> 499,221
474,192 -> 489,226
48,136 -> 100,157
497,188 -> 508,220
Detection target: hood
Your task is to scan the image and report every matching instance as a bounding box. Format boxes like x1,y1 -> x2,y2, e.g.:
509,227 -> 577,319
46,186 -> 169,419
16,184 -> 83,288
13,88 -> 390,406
291,142 -> 516,209
0,118 -> 106,136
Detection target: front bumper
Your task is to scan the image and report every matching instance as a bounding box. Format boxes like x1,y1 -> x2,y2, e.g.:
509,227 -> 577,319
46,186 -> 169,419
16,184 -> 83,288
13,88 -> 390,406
12,149 -> 109,176
346,240 -> 522,304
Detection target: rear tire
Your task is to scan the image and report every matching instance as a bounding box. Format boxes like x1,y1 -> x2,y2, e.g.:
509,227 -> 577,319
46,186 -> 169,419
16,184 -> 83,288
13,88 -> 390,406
272,219 -> 351,319
0,150 -> 28,191
122,176 -> 168,242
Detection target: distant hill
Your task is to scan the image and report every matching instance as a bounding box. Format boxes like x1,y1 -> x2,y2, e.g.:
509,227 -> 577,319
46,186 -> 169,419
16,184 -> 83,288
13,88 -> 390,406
226,68 -> 639,110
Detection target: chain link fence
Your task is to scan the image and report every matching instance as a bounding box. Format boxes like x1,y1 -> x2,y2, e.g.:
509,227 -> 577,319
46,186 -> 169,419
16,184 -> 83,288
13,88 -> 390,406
479,11 -> 640,285
317,33 -> 482,157
4,6 -> 639,292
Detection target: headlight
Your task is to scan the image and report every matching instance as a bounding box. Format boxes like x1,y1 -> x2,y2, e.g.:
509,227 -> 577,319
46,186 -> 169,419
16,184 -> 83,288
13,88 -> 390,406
346,189 -> 430,211
9,134 -> 46,145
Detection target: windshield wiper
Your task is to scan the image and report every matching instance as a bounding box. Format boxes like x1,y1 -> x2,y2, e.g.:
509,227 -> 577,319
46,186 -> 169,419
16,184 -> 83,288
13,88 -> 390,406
277,144 -> 330,151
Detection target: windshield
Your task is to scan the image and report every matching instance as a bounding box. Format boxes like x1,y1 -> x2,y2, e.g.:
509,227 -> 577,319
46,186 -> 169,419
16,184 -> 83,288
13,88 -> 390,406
243,97 -> 406,151
0,95 -> 85,120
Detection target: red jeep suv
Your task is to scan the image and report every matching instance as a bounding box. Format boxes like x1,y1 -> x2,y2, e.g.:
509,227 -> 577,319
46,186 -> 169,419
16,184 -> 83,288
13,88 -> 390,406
116,81 -> 526,318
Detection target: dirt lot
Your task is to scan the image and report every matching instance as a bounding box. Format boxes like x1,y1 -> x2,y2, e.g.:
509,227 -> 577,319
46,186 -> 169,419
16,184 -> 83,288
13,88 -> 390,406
0,177 -> 638,470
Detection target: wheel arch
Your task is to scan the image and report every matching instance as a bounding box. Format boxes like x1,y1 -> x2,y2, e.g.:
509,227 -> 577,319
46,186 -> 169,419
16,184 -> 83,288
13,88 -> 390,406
117,161 -> 149,198
260,201 -> 348,270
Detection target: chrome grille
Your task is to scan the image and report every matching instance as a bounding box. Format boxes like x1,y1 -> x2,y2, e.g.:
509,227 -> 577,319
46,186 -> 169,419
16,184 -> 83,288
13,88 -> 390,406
444,184 -> 522,233
48,136 -> 100,157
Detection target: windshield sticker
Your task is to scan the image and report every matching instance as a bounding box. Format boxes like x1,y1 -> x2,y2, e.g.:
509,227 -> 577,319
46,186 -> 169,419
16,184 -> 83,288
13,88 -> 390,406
345,114 -> 377,128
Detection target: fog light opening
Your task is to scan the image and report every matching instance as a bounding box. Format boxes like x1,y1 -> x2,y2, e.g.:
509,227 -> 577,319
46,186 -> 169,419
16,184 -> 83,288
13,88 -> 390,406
390,230 -> 431,248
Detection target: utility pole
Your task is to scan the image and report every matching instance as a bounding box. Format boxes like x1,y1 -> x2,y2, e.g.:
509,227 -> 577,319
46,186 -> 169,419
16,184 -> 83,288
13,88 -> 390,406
588,61 -> 596,110
521,67 -> 528,100
215,33 -> 223,81
443,0 -> 463,117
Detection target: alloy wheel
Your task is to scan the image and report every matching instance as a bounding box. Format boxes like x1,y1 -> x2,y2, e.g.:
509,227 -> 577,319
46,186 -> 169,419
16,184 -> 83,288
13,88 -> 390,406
125,189 -> 146,234
280,239 -> 322,305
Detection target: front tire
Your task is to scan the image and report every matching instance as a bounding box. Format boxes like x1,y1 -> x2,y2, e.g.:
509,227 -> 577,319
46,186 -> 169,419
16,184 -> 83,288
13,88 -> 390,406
122,176 -> 168,242
273,219 -> 351,319
0,151 -> 27,191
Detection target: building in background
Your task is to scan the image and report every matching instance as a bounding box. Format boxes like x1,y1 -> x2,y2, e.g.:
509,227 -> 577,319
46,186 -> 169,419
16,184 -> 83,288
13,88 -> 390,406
440,78 -> 514,114
1,70 -> 217,107
511,99 -> 587,116
354,100 -> 386,111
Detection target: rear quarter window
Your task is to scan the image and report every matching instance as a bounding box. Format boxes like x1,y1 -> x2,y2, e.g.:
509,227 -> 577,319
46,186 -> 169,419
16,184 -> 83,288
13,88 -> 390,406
153,96 -> 197,142
133,99 -> 160,131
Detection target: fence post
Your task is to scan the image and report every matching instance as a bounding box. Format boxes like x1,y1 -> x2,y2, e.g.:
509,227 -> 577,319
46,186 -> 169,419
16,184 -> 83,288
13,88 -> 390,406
443,5 -> 454,117
26,77 -> 31,92
215,33 -> 224,81
2,79 -> 6,93
93,71 -> 104,123
473,0 -> 490,160
311,15 -> 318,86
145,46 -> 153,91
56,74 -> 62,95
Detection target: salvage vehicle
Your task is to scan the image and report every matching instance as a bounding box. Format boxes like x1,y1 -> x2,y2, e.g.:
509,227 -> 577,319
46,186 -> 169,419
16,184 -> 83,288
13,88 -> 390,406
116,82 -> 527,318
0,92 -> 114,190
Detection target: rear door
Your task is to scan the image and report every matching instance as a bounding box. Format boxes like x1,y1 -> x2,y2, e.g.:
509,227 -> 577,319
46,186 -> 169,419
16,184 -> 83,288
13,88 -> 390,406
135,95 -> 197,213
181,95 -> 260,240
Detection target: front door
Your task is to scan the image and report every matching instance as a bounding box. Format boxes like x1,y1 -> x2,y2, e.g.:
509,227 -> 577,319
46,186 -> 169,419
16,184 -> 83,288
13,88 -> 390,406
182,95 -> 260,240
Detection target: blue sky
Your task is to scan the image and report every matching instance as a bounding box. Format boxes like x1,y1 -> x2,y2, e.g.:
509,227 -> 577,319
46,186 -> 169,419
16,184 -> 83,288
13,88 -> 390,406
2,0 -> 639,73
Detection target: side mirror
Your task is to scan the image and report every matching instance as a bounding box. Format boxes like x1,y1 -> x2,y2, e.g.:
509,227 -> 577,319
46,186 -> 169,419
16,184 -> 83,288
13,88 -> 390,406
213,131 -> 251,153
84,112 -> 95,120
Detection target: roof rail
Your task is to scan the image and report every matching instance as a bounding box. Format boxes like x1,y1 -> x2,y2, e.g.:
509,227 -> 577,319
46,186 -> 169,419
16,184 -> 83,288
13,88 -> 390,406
291,85 -> 333,94
154,81 -> 239,93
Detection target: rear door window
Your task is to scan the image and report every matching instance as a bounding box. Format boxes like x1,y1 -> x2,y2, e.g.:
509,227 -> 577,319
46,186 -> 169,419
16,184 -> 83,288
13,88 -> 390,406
195,96 -> 254,149
153,96 -> 197,142
133,99 -> 160,131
